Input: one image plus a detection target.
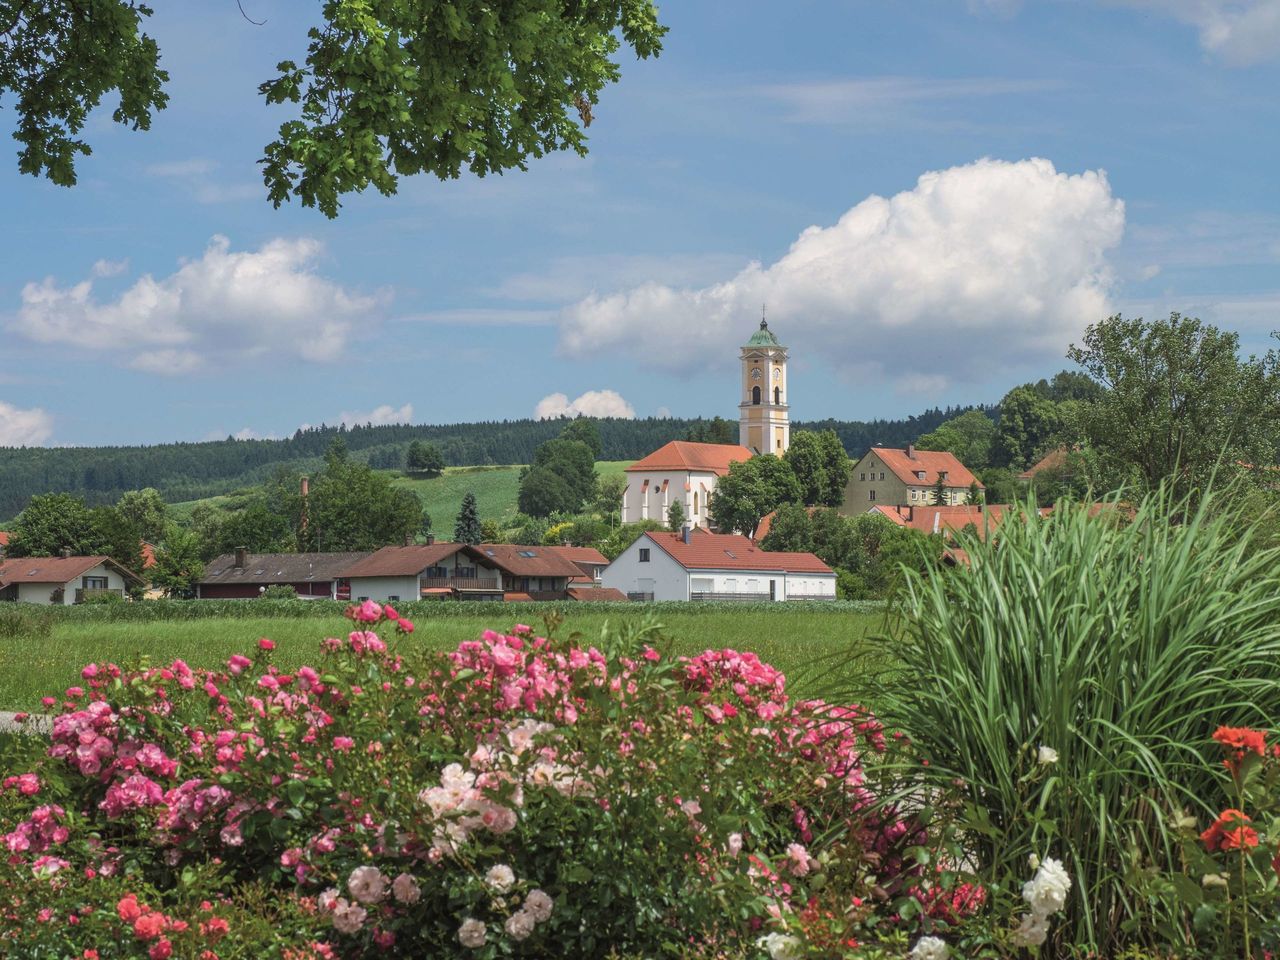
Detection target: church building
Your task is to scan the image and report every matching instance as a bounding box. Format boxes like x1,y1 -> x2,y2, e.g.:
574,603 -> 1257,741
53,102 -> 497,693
620,319 -> 791,529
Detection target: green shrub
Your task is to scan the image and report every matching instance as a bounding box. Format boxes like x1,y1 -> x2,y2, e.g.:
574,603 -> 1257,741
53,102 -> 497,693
859,489 -> 1280,955
259,584 -> 299,600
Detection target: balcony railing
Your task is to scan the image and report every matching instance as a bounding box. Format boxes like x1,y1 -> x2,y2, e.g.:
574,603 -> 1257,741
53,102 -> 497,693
690,591 -> 772,602
75,588 -> 124,603
420,577 -> 502,592
627,592 -> 655,602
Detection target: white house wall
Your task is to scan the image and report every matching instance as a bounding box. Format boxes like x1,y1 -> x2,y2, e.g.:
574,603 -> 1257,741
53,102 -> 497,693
347,576 -> 420,603
14,563 -> 131,605
601,537 -> 837,601
601,537 -> 690,601
621,470 -> 721,528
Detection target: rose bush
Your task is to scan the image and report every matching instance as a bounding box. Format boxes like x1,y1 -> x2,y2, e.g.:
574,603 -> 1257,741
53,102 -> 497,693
0,605 -> 954,958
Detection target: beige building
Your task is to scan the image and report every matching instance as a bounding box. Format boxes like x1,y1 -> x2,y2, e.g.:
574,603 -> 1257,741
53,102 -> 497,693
738,319 -> 789,455
841,444 -> 982,513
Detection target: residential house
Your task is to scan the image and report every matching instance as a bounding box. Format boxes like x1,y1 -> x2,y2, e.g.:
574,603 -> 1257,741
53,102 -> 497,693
196,549 -> 371,599
542,545 -> 609,583
841,445 -> 982,514
340,544 -> 504,602
474,544 -> 584,601
602,528 -> 836,602
0,555 -> 144,605
869,503 -> 1014,540
621,441 -> 753,529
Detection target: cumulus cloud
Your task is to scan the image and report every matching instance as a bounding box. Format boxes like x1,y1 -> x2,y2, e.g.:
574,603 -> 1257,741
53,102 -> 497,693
338,403 -> 415,427
558,157 -> 1125,391
1118,0 -> 1280,64
535,390 -> 636,420
0,401 -> 54,446
11,236 -> 384,375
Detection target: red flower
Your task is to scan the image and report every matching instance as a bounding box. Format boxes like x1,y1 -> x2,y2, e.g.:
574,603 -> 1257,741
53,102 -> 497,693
258,638 -> 275,651
117,896 -> 143,922
1202,808 -> 1260,852
149,939 -> 173,960
134,913 -> 167,941
1213,726 -> 1267,774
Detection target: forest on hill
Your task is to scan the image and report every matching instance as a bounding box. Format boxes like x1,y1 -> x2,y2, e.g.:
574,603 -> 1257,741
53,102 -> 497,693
0,406 -> 985,518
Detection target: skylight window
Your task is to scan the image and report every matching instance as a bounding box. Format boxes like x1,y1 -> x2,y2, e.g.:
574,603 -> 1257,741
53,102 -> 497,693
724,550 -> 737,559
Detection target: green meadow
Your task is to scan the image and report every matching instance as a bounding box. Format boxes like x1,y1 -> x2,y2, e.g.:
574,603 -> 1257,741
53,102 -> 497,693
0,605 -> 883,711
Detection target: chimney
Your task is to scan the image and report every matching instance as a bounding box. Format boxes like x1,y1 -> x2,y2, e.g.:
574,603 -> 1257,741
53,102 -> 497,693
300,476 -> 310,532
682,525 -> 692,545
60,547 -> 71,559
907,443 -> 915,460
234,547 -> 247,569
426,534 -> 435,546
404,533 -> 414,547
932,513 -> 941,535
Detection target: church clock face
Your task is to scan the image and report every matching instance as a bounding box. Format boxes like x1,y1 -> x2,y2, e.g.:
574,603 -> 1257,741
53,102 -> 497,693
751,368 -> 762,380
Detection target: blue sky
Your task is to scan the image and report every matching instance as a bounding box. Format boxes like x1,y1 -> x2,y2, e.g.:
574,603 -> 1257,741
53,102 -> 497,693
2,0 -> 1279,446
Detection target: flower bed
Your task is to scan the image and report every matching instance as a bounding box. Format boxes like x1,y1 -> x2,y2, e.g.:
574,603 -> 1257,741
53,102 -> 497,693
0,604 -> 969,959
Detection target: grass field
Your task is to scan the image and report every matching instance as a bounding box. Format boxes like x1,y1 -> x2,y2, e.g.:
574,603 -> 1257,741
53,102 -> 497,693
0,606 -> 886,711
170,461 -> 632,528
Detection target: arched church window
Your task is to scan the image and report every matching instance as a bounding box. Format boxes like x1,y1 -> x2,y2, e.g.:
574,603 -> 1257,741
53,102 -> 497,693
774,386 -> 781,404
752,386 -> 761,405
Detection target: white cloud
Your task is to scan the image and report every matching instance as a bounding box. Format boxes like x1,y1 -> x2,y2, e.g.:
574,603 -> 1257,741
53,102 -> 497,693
1117,1 -> 1280,65
146,158 -> 260,204
558,157 -> 1125,392
91,258 -> 127,278
535,390 -> 636,420
0,401 -> 54,446
338,403 -> 415,427
12,236 -> 384,375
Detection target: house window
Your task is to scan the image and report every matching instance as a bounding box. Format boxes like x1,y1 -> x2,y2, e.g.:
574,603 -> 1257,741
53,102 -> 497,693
773,386 -> 781,404
868,490 -> 876,501
387,595 -> 400,602
693,491 -> 699,514
83,576 -> 108,590
860,472 -> 865,481
639,548 -> 651,563
358,596 -> 369,602
880,472 -> 886,481
916,470 -> 926,480
752,386 -> 761,405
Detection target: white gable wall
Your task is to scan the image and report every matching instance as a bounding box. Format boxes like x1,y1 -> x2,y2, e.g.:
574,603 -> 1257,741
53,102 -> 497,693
601,535 -> 690,600
621,469 -> 721,528
14,562 -> 130,605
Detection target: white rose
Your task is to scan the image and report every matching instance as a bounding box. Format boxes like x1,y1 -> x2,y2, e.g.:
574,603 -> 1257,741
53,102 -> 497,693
457,918 -> 486,949
485,864 -> 516,893
347,865 -> 388,903
727,832 -> 744,856
1022,857 -> 1071,916
909,935 -> 950,960
391,872 -> 421,904
524,888 -> 554,923
1038,745 -> 1060,765
1011,912 -> 1049,948
330,898 -> 367,935
756,932 -> 803,960
504,908 -> 536,941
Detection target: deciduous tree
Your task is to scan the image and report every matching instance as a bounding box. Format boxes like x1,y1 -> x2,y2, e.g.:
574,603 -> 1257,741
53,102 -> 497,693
1068,312 -> 1280,500
916,410 -> 997,471
784,430 -> 851,507
708,455 -> 801,539
3,0 -> 667,216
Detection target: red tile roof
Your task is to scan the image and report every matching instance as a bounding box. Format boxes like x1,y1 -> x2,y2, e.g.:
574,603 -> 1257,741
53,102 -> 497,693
0,532 -> 9,548
864,447 -> 982,489
0,555 -> 143,586
340,544 -> 475,578
646,530 -> 834,574
870,504 -> 1012,540
1018,447 -> 1069,481
567,586 -> 630,602
626,441 -> 753,476
477,544 -> 584,579
140,541 -> 157,569
542,545 -> 610,582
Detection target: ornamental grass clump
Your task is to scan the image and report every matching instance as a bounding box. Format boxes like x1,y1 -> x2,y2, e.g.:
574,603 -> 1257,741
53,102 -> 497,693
0,603 -> 914,958
864,487 -> 1280,954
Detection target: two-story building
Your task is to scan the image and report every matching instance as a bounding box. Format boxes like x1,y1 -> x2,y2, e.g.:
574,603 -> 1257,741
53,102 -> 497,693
602,528 -> 836,602
841,445 -> 982,513
474,544 -> 585,600
340,543 -> 505,602
196,549 -> 371,599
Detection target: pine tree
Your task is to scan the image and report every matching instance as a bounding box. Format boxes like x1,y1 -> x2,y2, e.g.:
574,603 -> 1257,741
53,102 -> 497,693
932,474 -> 947,505
454,492 -> 482,544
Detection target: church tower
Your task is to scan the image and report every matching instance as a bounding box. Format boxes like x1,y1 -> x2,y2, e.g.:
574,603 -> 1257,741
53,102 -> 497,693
738,318 -> 790,456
